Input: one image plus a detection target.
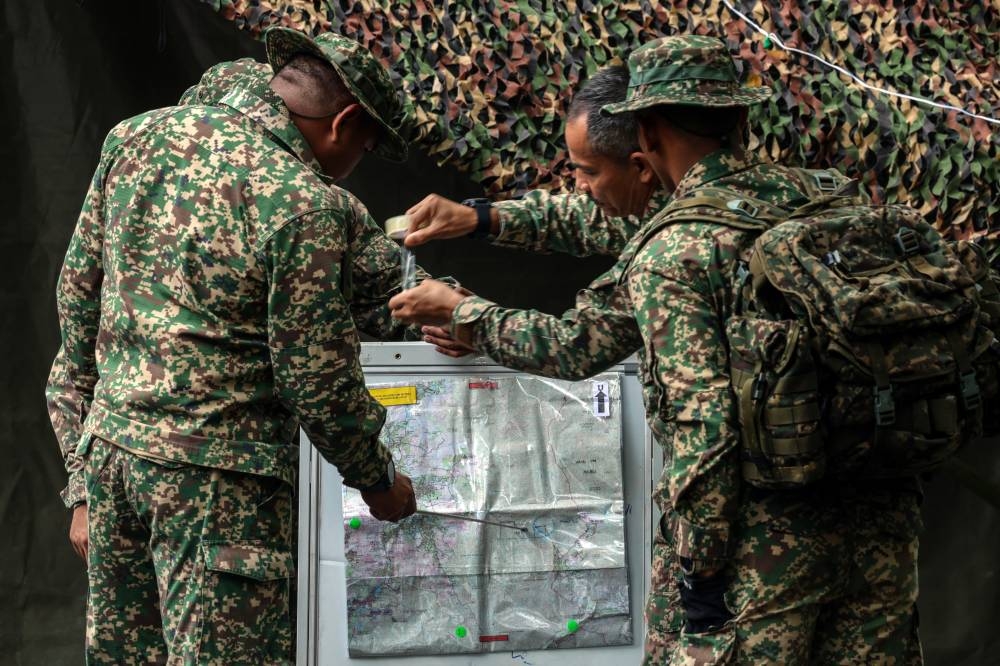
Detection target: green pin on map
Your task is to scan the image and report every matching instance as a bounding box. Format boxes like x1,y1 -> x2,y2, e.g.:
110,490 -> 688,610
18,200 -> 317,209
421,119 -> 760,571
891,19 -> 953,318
455,625 -> 467,638
348,517 -> 361,529
567,619 -> 580,633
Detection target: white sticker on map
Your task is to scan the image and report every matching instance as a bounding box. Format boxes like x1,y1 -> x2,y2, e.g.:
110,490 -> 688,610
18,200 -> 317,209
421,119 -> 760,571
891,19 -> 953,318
592,380 -> 611,418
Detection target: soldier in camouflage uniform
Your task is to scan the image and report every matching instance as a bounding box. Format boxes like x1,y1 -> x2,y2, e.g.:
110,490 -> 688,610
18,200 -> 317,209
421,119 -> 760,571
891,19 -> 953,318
391,36 -> 921,665
403,65 -> 670,367
178,57 -> 449,344
600,36 -> 922,664
390,66 -> 685,659
400,65 -> 664,260
182,59 -> 688,658
46,28 -> 425,664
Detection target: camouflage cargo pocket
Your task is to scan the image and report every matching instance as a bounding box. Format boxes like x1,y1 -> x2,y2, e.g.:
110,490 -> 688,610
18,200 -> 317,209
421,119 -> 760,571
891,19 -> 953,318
82,435 -> 118,498
672,621 -> 736,665
726,316 -> 824,488
197,540 -> 294,664
647,514 -> 684,637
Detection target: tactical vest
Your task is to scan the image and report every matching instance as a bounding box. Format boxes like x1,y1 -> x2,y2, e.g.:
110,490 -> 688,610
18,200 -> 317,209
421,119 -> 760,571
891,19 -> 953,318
630,171 -> 1000,488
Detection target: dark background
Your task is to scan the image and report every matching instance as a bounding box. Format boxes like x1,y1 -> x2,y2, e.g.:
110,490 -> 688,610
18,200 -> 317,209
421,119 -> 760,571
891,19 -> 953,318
1,1 -> 997,664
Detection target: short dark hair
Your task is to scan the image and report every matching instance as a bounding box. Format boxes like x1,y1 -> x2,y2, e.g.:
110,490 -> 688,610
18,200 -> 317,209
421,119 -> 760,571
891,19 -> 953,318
568,65 -> 639,162
651,104 -> 742,139
271,54 -> 355,117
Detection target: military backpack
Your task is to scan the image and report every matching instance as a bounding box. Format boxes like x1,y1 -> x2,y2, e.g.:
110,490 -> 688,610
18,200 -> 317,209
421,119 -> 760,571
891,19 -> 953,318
632,170 -> 1000,488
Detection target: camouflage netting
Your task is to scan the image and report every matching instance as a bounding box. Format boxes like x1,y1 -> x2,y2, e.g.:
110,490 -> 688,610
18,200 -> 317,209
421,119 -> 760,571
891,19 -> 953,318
195,0 -> 999,244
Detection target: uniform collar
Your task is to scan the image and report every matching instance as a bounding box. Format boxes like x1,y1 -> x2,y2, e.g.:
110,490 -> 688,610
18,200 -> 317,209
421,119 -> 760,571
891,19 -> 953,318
671,147 -> 760,200
218,84 -> 331,182
644,186 -> 674,216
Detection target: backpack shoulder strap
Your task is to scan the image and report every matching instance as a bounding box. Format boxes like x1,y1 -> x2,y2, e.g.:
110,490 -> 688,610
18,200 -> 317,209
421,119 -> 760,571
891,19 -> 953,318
635,186 -> 785,246
623,172 -> 865,278
621,186 -> 787,279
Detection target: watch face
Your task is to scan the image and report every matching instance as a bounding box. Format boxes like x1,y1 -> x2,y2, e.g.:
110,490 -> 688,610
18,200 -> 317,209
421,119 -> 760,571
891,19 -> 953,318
387,458 -> 396,485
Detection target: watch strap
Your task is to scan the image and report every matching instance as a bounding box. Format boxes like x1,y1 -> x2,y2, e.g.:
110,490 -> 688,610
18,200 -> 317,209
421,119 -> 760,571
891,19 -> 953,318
462,197 -> 493,239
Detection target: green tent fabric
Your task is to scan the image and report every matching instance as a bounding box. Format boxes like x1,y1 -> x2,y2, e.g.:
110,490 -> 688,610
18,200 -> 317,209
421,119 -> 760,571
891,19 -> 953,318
196,0 -> 999,251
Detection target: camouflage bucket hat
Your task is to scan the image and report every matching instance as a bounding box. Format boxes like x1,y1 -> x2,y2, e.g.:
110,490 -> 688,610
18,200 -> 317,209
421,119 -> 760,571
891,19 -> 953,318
602,35 -> 772,116
265,27 -> 408,162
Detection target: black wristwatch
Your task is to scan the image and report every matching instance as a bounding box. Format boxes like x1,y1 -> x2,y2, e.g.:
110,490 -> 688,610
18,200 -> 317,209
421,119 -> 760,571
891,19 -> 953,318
358,458 -> 395,493
461,197 -> 493,239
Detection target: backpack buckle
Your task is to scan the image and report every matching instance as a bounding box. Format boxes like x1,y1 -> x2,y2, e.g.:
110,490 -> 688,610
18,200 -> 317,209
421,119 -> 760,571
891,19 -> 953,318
814,171 -> 840,193
751,374 -> 768,402
873,385 -> 896,426
959,371 -> 982,411
895,227 -> 921,257
727,199 -> 759,219
735,261 -> 750,285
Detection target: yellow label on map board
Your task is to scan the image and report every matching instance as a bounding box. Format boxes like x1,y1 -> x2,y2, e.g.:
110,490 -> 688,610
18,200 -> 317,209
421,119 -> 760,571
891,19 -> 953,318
369,386 -> 418,406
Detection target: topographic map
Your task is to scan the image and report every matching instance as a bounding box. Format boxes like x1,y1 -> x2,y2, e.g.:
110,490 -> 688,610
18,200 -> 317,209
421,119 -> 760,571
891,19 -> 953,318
342,373 -> 631,656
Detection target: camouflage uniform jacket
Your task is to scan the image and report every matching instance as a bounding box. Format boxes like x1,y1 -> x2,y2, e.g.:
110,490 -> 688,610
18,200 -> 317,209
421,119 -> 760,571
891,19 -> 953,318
184,62 -> 661,261
47,80 -> 401,508
179,58 -> 273,107
181,59 -> 427,341
625,148 -> 831,574
452,189 -> 672,379
492,188 -> 670,257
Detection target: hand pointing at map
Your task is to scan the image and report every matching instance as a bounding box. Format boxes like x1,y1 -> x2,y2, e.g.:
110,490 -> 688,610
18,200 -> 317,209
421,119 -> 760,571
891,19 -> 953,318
362,471 -> 417,522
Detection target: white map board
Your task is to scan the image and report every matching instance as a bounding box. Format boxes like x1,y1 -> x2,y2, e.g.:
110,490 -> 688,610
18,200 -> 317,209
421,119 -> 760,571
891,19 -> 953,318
297,343 -> 658,666
344,373 -> 629,655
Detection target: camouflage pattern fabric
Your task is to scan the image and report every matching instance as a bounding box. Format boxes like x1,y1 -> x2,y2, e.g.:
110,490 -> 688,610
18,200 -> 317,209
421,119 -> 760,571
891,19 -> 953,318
451,188 -> 673,380
669,482 -> 921,665
84,436 -> 294,664
626,148 -> 834,575
493,187 -> 671,257
45,75 -> 412,509
178,58 -> 434,344
193,0 -> 999,248
451,186 -> 679,655
602,35 -> 771,114
178,57 -> 273,105
625,147 -> 923,661
645,514 -> 685,665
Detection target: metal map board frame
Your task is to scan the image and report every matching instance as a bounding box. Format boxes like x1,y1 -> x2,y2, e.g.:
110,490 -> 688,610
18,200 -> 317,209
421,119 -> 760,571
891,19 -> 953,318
296,342 -> 660,665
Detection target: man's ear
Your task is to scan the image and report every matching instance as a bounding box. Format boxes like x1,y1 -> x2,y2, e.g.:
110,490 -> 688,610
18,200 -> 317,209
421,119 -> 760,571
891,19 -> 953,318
636,116 -> 660,155
628,151 -> 656,186
329,103 -> 365,143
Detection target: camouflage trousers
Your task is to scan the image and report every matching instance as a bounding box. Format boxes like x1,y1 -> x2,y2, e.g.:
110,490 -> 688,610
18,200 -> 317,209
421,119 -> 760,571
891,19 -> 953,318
83,436 -> 295,665
668,483 -> 923,665
643,513 -> 683,664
